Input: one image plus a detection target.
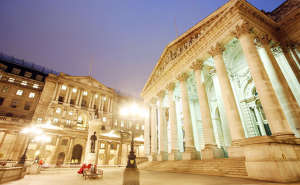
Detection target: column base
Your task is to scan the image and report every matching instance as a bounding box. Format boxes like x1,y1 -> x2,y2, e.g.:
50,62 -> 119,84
150,153 -> 157,161
241,134 -> 300,182
157,152 -> 168,161
228,140 -> 244,158
168,150 -> 181,160
201,144 -> 224,160
182,147 -> 197,160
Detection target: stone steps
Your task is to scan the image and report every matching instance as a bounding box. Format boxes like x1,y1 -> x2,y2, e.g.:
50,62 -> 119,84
140,158 -> 248,178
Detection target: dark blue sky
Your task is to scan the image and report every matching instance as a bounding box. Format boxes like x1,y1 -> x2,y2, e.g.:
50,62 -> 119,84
0,0 -> 285,97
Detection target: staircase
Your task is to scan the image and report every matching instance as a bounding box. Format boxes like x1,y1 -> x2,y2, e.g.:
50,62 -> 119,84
140,158 -> 248,178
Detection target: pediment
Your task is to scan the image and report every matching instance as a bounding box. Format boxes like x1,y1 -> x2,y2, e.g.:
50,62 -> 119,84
61,74 -> 112,91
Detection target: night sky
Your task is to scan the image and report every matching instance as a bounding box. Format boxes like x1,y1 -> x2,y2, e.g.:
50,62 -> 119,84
0,0 -> 285,97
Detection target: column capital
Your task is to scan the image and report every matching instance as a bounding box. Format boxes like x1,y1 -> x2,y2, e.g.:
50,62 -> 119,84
157,90 -> 165,100
150,97 -> 157,105
191,59 -> 204,71
209,43 -> 225,57
258,34 -> 272,46
232,22 -> 252,38
176,72 -> 189,82
166,82 -> 176,92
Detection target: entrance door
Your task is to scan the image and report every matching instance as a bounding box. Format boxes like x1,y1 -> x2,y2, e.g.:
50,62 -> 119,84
71,144 -> 83,164
56,152 -> 65,166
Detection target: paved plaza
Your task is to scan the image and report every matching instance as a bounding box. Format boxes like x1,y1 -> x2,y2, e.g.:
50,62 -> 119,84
4,168 -> 300,185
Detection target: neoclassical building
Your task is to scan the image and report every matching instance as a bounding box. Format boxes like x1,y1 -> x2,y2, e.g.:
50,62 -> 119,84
142,0 -> 300,182
0,54 -> 145,167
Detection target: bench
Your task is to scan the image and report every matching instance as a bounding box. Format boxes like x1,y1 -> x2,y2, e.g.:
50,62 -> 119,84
82,168 -> 103,180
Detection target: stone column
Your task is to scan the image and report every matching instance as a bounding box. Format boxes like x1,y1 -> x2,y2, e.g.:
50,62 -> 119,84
150,99 -> 158,161
91,95 -> 96,109
50,136 -> 61,165
107,98 -> 111,112
166,83 -> 180,160
104,142 -> 111,165
117,140 -> 123,165
177,73 -> 196,160
64,86 -> 70,103
78,90 -> 83,107
209,43 -> 245,158
75,89 -> 81,106
280,43 -> 300,83
66,137 -> 74,163
0,131 -> 7,149
210,43 -> 245,141
157,91 -> 168,161
55,84 -> 62,101
52,82 -> 58,101
143,105 -> 151,156
235,23 -> 292,136
191,61 -> 221,160
95,140 -> 100,165
260,35 -> 300,137
291,45 -> 300,67
88,93 -> 93,108
67,87 -> 73,104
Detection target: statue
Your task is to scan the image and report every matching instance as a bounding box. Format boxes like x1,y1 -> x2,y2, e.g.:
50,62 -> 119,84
90,131 -> 97,153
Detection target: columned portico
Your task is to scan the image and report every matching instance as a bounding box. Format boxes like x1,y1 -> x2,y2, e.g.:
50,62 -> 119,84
166,83 -> 180,160
177,73 -> 196,160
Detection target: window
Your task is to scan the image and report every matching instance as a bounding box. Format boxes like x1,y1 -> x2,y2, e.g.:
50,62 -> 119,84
56,108 -> 61,114
72,88 -> 77,93
58,96 -> 64,102
95,94 -> 98,99
0,97 -> 4,105
53,118 -> 58,123
114,120 -> 118,126
66,120 -> 71,124
10,99 -> 18,108
83,91 -> 88,96
61,139 -> 68,146
1,86 -> 9,93
100,143 -> 105,149
29,92 -> 35,98
33,84 -> 39,89
11,68 -> 21,75
21,81 -> 27,86
70,99 -> 75,105
136,124 -> 139,130
141,125 -> 144,130
24,102 -> 31,110
37,118 -> 42,122
16,90 -> 23,96
61,85 -> 67,90
103,97 -> 106,101
102,117 -> 107,122
81,100 -> 86,107
35,74 -> 43,81
8,78 -> 15,83
101,125 -> 106,130
69,111 -> 73,115
24,71 -> 32,78
121,121 -> 124,127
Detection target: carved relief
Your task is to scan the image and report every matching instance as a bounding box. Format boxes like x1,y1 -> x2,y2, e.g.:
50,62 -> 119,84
190,59 -> 204,71
176,73 -> 189,82
209,43 -> 225,57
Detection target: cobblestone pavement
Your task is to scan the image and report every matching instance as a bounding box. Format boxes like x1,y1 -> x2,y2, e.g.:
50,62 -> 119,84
4,168 -> 300,185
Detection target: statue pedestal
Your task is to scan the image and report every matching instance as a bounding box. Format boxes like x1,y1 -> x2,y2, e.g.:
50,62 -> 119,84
84,153 -> 96,164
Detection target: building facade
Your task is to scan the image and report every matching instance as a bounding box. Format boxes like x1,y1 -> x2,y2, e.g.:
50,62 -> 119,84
142,0 -> 300,182
0,54 -> 145,166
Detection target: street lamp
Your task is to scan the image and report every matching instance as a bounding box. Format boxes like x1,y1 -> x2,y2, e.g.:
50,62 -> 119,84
18,126 -> 49,166
120,103 -> 147,185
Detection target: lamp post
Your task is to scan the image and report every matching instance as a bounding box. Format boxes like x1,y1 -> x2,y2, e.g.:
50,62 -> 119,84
18,126 -> 50,166
120,103 -> 147,185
